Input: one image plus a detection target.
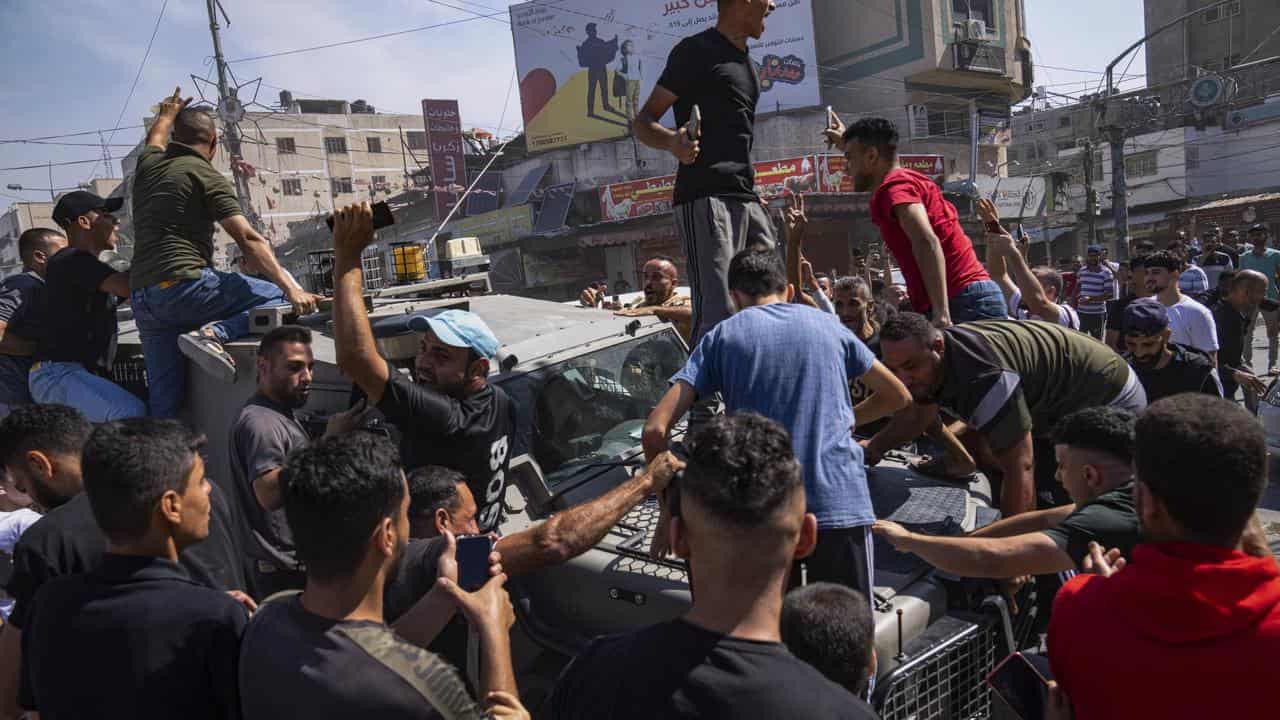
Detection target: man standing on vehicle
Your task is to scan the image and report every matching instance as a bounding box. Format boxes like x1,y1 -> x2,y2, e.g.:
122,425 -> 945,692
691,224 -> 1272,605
129,87 -> 321,417
330,203 -> 514,534
634,0 -> 778,345
826,117 -> 1005,326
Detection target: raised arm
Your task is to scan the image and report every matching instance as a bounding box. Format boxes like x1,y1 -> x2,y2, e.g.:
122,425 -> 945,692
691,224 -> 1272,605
990,233 -> 1067,322
893,203 -> 951,327
145,87 -> 191,150
977,199 -> 1016,302
331,203 -> 391,405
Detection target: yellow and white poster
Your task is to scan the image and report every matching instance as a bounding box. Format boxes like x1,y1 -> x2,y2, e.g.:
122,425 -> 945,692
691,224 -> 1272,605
510,0 -> 820,152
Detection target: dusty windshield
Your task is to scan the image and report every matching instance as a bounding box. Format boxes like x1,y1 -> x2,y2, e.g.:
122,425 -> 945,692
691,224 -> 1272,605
501,329 -> 687,486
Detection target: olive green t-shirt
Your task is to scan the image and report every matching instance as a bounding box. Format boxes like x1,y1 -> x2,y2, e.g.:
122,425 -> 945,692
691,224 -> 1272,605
937,321 -> 1133,451
129,143 -> 243,288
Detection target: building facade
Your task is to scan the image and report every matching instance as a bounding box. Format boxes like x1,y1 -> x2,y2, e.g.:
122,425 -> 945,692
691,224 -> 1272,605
1146,0 -> 1280,86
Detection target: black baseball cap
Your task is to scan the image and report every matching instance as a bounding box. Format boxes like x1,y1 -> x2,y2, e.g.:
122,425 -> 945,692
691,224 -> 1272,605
1122,298 -> 1169,336
51,191 -> 123,228
1250,223 -> 1269,233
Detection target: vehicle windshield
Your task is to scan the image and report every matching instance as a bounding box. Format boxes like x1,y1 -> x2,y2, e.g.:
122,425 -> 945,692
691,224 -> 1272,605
499,329 -> 687,487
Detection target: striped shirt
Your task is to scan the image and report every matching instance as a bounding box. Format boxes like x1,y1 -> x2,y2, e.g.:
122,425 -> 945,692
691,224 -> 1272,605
1075,266 -> 1113,314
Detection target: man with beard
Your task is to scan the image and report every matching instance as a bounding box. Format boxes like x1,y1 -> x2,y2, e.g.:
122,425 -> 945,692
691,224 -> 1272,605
239,432 -> 529,719
29,191 -> 144,421
824,117 -> 1004,326
331,204 -> 514,535
229,325 -> 324,598
0,229 -> 67,418
1106,254 -> 1152,352
1145,250 -> 1219,363
612,256 -> 693,343
1195,227 -> 1235,293
1120,298 -> 1221,404
865,314 -> 1146,518
1213,269 -> 1271,408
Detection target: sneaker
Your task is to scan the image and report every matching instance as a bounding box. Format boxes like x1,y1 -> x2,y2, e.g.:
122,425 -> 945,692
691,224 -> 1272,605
178,332 -> 237,383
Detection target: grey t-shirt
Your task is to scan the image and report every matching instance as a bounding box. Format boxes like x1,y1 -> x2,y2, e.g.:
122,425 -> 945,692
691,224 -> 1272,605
229,394 -> 309,559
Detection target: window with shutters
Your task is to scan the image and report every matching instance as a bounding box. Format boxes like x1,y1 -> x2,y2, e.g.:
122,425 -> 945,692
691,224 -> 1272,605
367,137 -> 383,154
331,177 -> 353,194
281,178 -> 303,196
276,137 -> 296,154
406,131 -> 427,150
324,137 -> 348,154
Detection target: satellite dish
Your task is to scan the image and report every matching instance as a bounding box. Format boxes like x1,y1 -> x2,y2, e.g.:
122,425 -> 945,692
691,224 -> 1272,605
1188,76 -> 1226,109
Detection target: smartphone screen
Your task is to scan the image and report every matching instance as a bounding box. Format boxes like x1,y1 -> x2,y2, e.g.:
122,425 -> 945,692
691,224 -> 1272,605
456,535 -> 494,592
687,105 -> 701,140
985,652 -> 1049,720
985,220 -> 1005,234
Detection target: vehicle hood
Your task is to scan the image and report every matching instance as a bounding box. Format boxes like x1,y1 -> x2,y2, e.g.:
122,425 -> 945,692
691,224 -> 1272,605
1112,542 -> 1280,644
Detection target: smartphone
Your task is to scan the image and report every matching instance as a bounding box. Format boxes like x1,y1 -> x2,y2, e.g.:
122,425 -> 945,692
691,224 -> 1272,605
326,201 -> 396,231
826,105 -> 838,130
985,652 -> 1050,720
985,220 -> 1005,234
687,104 -> 701,141
456,535 -> 495,592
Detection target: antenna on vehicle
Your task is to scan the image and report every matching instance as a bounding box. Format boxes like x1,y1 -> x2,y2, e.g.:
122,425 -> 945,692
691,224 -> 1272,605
895,609 -> 907,663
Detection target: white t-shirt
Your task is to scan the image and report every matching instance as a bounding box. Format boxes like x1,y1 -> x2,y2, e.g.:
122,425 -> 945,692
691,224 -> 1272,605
1008,288 -> 1080,330
0,508 -> 41,620
1165,294 -> 1219,354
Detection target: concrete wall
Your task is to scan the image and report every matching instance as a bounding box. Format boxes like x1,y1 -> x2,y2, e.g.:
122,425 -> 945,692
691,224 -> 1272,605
1186,115 -> 1280,197
0,202 -> 55,276
1146,1 -> 1280,86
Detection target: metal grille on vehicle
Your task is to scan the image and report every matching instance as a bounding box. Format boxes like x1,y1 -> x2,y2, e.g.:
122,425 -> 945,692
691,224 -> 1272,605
110,354 -> 149,402
607,496 -> 687,582
874,614 -> 1001,720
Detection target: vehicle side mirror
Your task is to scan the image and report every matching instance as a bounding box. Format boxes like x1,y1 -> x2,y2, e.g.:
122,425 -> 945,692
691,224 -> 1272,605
508,453 -> 553,517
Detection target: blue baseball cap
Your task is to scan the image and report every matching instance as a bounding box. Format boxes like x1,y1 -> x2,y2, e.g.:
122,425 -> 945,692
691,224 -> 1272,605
1086,244 -> 1103,254
1122,298 -> 1169,336
407,309 -> 500,358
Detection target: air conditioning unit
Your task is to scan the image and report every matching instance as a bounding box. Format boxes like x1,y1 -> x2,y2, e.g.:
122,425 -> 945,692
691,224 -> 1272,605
962,18 -> 987,41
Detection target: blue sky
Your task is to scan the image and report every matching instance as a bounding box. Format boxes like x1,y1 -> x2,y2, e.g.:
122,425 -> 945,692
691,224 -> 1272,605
0,0 -> 1147,205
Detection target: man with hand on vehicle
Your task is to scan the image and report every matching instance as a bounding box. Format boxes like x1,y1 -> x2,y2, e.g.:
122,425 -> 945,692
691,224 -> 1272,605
129,87 -> 322,417
874,407 -> 1140,584
612,256 -> 693,344
825,117 -> 1004,326
865,313 -> 1146,518
634,0 -> 778,345
239,432 -> 530,720
330,202 -> 515,535
548,413 -> 876,720
980,200 -> 1079,330
644,247 -> 910,597
386,453 -> 682,670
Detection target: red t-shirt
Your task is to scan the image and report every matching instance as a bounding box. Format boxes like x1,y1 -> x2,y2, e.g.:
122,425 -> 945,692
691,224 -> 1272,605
869,168 -> 989,314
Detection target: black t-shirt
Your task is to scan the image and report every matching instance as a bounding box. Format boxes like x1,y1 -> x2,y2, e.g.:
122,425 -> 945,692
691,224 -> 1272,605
1105,293 -> 1138,334
0,270 -> 46,341
36,247 -> 118,368
1213,300 -> 1249,376
378,376 -> 514,534
1041,482 -> 1140,568
1127,343 -> 1222,404
383,537 -> 470,674
5,489 -> 244,629
239,595 -> 482,720
657,29 -> 761,206
546,619 -> 875,720
229,393 -> 309,558
19,554 -> 247,719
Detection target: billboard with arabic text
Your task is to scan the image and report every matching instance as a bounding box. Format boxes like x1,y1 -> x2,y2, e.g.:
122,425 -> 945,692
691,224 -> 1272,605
598,156 -> 816,222
422,99 -> 467,220
510,0 -> 820,152
816,154 -> 947,193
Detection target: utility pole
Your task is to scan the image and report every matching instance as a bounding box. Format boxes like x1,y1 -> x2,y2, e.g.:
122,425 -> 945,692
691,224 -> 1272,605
968,99 -> 979,184
204,0 -> 261,231
1082,138 -> 1097,247
46,162 -> 55,202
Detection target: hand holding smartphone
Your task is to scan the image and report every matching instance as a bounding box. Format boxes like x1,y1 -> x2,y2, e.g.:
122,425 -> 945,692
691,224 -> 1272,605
326,201 -> 395,231
985,652 -> 1052,720
686,104 -> 702,141
455,535 -> 496,592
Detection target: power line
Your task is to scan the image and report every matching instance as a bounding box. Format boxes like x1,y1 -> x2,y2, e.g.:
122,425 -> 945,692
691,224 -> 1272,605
0,125 -> 147,144
84,0 -> 169,181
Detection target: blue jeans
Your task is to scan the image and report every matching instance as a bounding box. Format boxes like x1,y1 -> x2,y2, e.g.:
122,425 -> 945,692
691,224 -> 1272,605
29,361 -> 146,422
950,280 -> 1008,323
130,269 -> 286,418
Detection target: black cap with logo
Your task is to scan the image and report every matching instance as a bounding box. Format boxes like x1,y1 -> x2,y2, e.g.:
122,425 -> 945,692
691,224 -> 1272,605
51,191 -> 123,228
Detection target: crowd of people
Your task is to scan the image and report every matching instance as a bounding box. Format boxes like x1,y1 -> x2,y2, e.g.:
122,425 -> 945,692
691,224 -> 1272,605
0,1 -> 1278,718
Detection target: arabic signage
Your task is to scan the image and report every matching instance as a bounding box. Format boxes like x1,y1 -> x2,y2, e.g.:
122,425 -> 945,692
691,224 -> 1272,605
422,99 -> 467,221
974,176 -> 1047,219
597,156 -> 816,221
599,174 -> 676,221
509,0 -> 820,152
815,154 -> 946,192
